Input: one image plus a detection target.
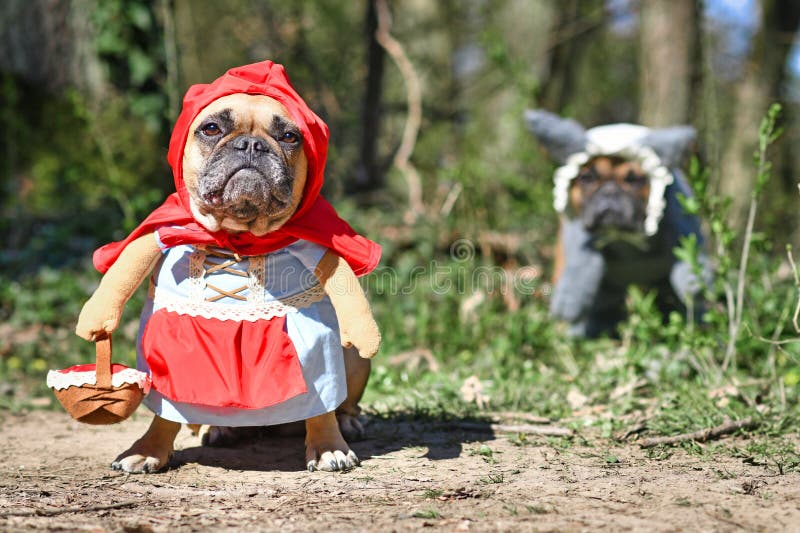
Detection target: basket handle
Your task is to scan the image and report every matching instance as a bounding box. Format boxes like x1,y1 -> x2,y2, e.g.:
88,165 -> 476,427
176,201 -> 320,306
95,334 -> 113,389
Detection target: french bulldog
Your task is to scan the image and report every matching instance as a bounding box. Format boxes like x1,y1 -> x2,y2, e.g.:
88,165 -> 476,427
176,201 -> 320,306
76,62 -> 380,473
525,109 -> 711,337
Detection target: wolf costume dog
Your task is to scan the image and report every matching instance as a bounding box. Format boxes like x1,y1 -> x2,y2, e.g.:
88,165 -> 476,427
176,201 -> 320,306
525,110 -> 711,337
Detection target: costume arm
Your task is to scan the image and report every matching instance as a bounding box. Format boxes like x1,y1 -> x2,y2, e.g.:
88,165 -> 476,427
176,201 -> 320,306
315,250 -> 381,359
75,232 -> 162,341
549,218 -> 606,322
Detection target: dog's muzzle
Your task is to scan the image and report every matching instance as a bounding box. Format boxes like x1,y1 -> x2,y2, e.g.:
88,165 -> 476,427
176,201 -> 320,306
198,135 -> 293,218
581,185 -> 643,233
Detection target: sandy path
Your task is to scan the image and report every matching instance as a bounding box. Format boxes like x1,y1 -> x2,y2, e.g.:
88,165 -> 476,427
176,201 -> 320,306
0,410 -> 797,532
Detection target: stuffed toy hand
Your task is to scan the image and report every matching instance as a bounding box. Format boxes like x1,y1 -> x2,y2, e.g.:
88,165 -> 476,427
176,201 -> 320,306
340,315 -> 381,359
75,233 -> 161,342
316,250 -> 381,359
75,294 -> 122,341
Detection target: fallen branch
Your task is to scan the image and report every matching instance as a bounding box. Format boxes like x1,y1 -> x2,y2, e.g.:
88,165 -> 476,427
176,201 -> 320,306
638,417 -> 758,449
616,423 -> 648,442
388,348 -> 440,372
455,422 -> 574,437
486,411 -> 551,424
0,500 -> 139,518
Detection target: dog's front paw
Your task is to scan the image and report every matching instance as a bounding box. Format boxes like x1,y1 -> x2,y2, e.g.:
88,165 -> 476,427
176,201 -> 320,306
305,412 -> 359,472
111,416 -> 179,474
306,446 -> 359,472
112,453 -> 166,474
111,442 -> 171,474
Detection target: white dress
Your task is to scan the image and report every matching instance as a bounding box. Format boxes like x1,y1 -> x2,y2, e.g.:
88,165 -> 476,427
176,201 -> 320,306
135,232 -> 346,426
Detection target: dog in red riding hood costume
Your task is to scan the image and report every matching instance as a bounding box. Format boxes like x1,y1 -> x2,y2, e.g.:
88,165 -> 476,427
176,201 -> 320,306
76,61 -> 381,473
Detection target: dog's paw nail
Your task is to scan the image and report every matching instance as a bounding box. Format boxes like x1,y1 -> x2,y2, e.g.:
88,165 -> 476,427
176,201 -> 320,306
347,450 -> 360,466
307,460 -> 317,472
332,451 -> 347,470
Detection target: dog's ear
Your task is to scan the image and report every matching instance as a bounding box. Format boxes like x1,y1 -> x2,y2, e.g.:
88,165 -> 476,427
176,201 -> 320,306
642,126 -> 697,168
524,109 -> 587,164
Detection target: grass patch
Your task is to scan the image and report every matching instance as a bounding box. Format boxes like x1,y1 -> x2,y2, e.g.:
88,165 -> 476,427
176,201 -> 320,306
422,489 -> 444,499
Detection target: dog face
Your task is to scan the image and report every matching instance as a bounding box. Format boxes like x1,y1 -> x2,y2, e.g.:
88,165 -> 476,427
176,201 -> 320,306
525,109 -> 699,237
570,156 -> 650,233
183,93 -> 308,236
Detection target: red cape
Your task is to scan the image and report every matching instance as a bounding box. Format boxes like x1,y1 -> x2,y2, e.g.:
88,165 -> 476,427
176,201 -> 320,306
93,60 -> 380,276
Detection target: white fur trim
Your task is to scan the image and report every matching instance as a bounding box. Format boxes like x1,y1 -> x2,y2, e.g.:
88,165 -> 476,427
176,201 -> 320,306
47,367 -> 151,393
585,124 -> 650,155
551,124 -> 673,236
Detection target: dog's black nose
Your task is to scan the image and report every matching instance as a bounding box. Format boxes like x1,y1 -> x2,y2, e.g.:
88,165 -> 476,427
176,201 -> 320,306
231,135 -> 269,154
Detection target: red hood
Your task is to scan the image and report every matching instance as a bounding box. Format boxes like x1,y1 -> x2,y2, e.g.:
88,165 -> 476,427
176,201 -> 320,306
166,60 -> 329,221
93,60 -> 380,276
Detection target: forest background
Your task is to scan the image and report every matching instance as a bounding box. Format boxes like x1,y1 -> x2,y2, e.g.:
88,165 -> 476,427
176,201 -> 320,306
1,0 -> 799,459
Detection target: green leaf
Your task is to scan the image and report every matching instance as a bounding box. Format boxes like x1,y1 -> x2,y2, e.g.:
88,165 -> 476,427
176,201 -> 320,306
127,2 -> 152,31
128,49 -> 155,86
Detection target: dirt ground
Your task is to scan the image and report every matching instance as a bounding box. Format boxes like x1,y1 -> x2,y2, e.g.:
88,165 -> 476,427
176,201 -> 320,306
0,409 -> 798,532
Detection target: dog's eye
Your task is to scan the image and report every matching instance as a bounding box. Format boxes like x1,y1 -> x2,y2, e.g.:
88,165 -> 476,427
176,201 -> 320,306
624,172 -> 647,186
578,170 -> 598,184
201,123 -> 222,136
280,131 -> 299,144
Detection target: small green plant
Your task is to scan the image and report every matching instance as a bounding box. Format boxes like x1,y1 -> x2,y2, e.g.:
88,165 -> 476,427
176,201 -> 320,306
479,473 -> 504,484
422,489 -> 444,499
674,497 -> 693,507
652,104 -> 799,390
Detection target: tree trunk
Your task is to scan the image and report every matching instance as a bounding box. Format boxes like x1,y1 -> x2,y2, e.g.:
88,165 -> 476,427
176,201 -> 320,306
354,0 -> 387,192
638,0 -> 700,127
0,0 -> 107,222
718,0 -> 800,228
0,0 -> 106,99
538,0 -> 604,113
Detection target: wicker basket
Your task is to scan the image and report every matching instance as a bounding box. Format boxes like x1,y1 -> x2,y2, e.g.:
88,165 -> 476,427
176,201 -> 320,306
47,336 -> 151,425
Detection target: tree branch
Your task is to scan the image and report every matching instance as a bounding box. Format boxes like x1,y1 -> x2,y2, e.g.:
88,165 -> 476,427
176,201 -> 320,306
374,0 -> 425,223
455,422 -> 574,437
0,500 -> 139,518
639,417 -> 758,448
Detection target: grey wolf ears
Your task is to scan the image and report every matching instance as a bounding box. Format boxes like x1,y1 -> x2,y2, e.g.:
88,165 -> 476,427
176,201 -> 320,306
524,108 -> 697,167
641,126 -> 697,168
524,109 -> 587,164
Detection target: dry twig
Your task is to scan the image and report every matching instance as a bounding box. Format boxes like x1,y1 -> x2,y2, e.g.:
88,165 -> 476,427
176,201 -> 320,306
638,417 -> 758,448
388,348 -> 440,372
455,422 -> 574,437
486,411 -> 551,424
0,500 -> 139,518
